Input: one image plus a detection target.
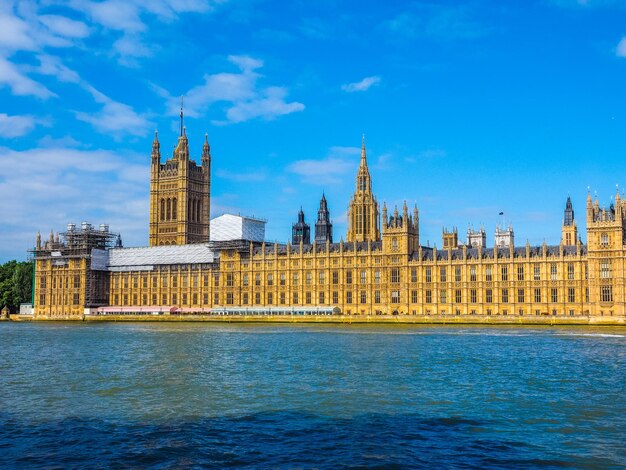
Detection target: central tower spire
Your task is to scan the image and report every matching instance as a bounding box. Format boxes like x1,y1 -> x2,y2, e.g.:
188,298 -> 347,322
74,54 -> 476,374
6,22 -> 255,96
347,135 -> 380,243
179,96 -> 184,137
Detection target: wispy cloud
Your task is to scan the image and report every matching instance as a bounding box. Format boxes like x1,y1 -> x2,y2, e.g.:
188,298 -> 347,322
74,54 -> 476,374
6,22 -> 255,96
419,148 -> 447,159
0,144 -> 150,259
341,76 -> 381,93
404,148 -> 447,163
617,37 -> 626,57
0,6 -> 149,136
287,145 -> 360,184
156,55 -> 304,125
0,113 -> 37,138
28,54 -> 152,137
76,86 -> 152,137
216,168 -> 267,182
0,56 -> 55,99
549,0 -> 626,7
69,0 -> 226,63
385,5 -> 487,40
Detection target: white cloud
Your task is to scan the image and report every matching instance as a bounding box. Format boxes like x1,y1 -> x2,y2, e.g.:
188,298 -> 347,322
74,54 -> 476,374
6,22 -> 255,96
0,113 -> 37,138
328,145 -> 361,156
341,76 -> 381,92
385,5 -> 486,40
0,145 -> 150,260
617,37 -> 626,57
37,135 -> 83,148
224,86 -> 305,123
0,56 -> 55,98
76,93 -> 152,137
73,0 -> 146,33
216,168 -> 267,182
287,148 -> 358,185
419,148 -> 447,159
228,54 -> 263,72
38,15 -> 90,39
69,0 -> 226,63
286,144 -> 372,185
0,9 -> 37,51
32,54 -> 81,83
288,157 -> 353,178
113,34 -> 154,66
550,0 -> 626,7
159,55 -> 304,125
0,5 -> 91,52
21,54 -> 151,137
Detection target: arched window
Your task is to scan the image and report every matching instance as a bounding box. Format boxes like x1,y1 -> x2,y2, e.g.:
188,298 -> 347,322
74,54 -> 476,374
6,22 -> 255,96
167,198 -> 171,220
197,200 -> 201,222
188,199 -> 192,221
160,199 -> 165,221
172,198 -> 177,220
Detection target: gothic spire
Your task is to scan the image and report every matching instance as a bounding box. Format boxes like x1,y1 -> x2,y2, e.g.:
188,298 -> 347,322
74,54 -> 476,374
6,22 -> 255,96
356,135 -> 371,193
179,96 -> 184,137
564,195 -> 575,226
151,130 -> 160,162
315,193 -> 333,244
360,133 -> 367,165
174,99 -> 189,160
202,133 -> 211,161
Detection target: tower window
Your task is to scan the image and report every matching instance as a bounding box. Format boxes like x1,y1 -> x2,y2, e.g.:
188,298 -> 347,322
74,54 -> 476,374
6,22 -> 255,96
359,177 -> 366,191
600,233 -> 609,246
172,198 -> 177,220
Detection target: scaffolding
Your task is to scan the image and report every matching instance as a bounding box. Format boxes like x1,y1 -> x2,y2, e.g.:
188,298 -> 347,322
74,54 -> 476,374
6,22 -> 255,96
30,222 -> 121,308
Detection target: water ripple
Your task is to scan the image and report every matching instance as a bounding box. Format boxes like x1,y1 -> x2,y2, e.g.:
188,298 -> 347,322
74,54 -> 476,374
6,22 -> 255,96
0,323 -> 624,468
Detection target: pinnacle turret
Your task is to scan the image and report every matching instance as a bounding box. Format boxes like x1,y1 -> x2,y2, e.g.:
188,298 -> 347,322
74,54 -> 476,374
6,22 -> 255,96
202,133 -> 211,163
151,130 -> 160,163
315,193 -> 333,244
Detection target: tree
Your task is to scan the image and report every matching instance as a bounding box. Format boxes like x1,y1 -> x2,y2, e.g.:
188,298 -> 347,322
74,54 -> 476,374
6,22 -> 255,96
0,260 -> 33,313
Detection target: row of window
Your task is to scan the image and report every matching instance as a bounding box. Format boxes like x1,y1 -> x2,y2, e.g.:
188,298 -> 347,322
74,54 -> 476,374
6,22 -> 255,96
39,275 -> 80,289
422,287 -> 589,304
159,197 -> 203,222
112,273 -> 214,289
108,260 -> 602,291
39,293 -> 80,306
421,263 -> 586,283
110,287 -> 600,308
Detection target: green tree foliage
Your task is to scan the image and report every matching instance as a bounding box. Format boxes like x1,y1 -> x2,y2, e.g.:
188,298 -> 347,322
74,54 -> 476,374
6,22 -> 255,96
0,261 -> 33,313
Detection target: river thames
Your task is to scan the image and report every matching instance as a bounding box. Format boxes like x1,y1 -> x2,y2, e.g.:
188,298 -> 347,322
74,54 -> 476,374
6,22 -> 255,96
0,323 -> 624,468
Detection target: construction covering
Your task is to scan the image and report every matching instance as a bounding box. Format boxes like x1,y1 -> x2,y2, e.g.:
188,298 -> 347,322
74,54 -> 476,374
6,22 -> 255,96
92,244 -> 217,272
210,214 -> 265,242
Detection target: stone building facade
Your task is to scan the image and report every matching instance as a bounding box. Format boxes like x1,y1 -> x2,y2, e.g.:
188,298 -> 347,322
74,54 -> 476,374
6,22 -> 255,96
149,127 -> 211,246
31,133 -> 626,319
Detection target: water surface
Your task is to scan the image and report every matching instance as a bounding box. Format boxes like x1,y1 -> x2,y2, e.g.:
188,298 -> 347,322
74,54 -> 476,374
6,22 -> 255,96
0,323 -> 624,468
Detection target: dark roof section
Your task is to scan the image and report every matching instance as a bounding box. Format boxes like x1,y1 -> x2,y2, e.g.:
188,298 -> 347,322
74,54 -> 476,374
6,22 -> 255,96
244,242 -> 587,259
251,240 -> 384,256
411,244 -> 587,262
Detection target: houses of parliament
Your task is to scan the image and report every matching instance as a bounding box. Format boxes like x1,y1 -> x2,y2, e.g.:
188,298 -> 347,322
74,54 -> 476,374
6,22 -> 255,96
30,124 -> 626,320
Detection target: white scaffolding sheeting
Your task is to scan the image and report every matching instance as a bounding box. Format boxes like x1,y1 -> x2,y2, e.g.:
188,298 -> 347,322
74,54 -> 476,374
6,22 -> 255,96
210,214 -> 265,242
93,244 -> 217,271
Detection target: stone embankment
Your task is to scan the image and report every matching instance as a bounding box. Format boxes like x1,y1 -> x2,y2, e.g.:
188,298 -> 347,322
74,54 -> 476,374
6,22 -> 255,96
22,314 -> 626,326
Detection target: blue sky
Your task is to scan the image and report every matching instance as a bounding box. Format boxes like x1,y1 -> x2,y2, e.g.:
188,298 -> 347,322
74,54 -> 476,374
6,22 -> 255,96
1,0 -> 626,261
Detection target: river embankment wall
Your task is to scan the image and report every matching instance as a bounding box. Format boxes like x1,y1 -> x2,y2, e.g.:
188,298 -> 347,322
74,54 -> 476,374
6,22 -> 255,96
15,314 -> 626,326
